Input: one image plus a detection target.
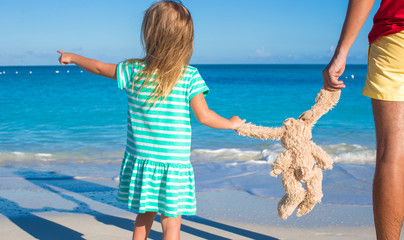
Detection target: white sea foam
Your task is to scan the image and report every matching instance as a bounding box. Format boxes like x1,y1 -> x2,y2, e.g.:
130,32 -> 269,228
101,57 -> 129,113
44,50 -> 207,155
12,152 -> 24,155
0,150 -> 122,165
191,143 -> 375,164
35,153 -> 54,161
191,148 -> 265,162
0,143 -> 375,166
323,143 -> 376,163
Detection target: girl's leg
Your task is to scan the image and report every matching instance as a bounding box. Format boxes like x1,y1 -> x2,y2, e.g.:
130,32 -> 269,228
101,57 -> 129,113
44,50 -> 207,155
133,212 -> 157,240
160,214 -> 182,240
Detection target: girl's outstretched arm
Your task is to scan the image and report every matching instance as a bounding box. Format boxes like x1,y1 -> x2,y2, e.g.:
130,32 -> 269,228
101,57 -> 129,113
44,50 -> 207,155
57,50 -> 117,79
190,93 -> 245,130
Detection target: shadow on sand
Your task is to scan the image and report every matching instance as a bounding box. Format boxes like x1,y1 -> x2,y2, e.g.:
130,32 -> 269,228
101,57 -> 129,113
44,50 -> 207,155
0,170 -> 278,240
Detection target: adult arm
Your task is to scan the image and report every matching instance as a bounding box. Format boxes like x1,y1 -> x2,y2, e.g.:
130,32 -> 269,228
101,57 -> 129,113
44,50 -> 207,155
323,0 -> 375,91
190,93 -> 245,130
57,50 -> 117,79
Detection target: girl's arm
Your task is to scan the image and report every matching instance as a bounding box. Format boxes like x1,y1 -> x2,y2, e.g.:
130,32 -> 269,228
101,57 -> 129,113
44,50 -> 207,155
322,0 -> 375,91
57,50 -> 117,79
190,93 -> 245,130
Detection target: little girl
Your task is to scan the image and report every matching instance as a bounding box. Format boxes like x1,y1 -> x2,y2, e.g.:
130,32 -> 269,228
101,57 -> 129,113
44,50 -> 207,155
58,1 -> 245,239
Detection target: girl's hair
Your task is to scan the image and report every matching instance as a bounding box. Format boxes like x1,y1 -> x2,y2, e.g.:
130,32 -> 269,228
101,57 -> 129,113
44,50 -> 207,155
130,0 -> 194,105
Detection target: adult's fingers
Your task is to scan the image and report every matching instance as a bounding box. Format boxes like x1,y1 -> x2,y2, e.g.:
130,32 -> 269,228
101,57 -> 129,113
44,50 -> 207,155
326,85 -> 345,91
325,81 -> 345,91
324,77 -> 345,91
329,78 -> 345,88
323,70 -> 345,90
57,50 -> 64,54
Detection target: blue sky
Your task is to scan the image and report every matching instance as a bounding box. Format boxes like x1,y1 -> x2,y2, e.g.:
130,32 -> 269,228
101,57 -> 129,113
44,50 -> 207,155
0,0 -> 381,66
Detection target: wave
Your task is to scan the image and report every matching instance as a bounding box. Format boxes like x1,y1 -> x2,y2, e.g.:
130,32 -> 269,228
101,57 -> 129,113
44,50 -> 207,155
0,143 -> 376,166
0,150 -> 123,165
322,144 -> 376,163
1,151 -> 57,162
190,143 -> 375,164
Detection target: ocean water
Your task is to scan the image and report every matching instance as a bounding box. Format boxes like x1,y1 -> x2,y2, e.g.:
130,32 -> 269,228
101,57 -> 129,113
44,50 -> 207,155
0,64 -> 375,206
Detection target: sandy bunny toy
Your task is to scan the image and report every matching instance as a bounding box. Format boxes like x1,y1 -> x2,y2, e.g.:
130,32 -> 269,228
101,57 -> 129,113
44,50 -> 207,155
236,88 -> 341,219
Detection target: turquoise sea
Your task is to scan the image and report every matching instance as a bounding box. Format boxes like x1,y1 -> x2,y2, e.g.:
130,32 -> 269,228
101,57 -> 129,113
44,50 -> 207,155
0,64 -> 375,206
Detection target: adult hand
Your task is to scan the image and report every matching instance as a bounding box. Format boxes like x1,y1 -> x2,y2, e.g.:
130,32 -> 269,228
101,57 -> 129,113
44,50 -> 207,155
322,54 -> 347,91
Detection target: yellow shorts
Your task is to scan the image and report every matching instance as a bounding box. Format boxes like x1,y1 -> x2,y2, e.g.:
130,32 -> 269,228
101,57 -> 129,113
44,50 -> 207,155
362,30 -> 404,101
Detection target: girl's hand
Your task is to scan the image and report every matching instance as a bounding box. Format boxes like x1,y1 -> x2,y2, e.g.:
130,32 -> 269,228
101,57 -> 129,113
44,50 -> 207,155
229,116 -> 246,130
56,50 -> 117,79
57,50 -> 75,65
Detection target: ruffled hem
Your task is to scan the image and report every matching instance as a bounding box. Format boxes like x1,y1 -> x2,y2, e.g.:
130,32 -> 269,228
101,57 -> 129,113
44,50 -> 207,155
117,152 -> 196,217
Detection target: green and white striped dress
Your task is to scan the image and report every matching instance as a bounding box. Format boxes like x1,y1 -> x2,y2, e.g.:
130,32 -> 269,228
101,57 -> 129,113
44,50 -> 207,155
116,61 -> 209,217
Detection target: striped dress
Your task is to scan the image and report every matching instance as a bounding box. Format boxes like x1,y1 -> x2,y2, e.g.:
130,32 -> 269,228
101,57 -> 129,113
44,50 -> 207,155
116,61 -> 209,217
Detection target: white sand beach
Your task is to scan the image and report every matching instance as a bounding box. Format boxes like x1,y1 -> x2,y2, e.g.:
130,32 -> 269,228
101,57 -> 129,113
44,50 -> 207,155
0,177 -> 395,240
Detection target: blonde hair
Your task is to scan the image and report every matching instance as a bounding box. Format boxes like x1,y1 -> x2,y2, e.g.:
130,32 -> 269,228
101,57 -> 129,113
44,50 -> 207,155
130,0 -> 194,105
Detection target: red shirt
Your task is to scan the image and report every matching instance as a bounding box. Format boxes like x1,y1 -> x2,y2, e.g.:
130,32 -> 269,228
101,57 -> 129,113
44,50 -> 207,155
368,0 -> 404,43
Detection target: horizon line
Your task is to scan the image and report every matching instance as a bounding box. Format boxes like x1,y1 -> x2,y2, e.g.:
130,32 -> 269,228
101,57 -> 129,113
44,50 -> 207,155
0,63 -> 368,67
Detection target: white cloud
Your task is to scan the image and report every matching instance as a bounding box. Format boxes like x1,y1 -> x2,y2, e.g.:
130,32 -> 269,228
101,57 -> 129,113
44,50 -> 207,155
255,47 -> 271,58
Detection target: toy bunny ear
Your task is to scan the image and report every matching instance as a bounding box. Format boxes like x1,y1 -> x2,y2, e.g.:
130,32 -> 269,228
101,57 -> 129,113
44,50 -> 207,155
300,88 -> 341,126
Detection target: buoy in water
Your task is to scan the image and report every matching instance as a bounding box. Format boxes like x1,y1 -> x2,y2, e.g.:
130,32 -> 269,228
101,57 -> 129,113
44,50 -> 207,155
351,74 -> 354,79
55,70 -> 59,73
